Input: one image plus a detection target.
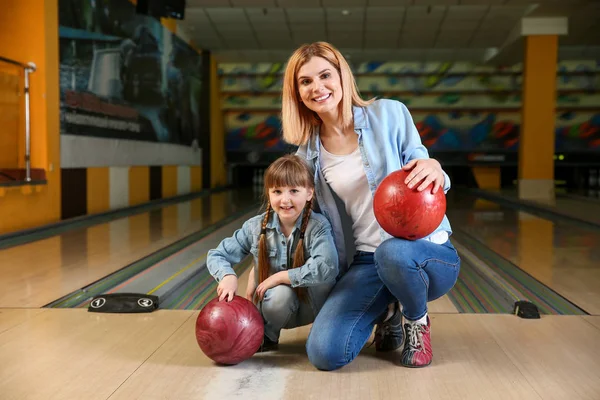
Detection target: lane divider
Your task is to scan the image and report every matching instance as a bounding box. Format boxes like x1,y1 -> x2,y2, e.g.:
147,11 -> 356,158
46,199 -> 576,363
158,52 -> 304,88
44,204 -> 259,308
146,255 -> 207,295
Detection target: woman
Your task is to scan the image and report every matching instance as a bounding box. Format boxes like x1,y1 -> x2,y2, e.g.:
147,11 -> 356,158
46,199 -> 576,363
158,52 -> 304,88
281,42 -> 461,370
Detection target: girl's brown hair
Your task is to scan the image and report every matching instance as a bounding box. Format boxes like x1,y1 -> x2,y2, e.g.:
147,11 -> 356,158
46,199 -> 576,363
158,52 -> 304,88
257,155 -> 314,302
281,41 -> 374,146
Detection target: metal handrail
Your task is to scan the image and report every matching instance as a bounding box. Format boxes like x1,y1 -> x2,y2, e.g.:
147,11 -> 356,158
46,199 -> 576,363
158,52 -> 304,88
0,56 -> 36,182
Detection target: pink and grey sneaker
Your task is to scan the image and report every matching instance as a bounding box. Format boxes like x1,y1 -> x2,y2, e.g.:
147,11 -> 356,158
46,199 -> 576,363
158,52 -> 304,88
400,316 -> 432,368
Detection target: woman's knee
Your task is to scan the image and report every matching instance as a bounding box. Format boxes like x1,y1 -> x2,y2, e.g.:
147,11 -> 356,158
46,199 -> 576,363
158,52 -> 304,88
374,238 -> 417,272
305,327 -> 350,371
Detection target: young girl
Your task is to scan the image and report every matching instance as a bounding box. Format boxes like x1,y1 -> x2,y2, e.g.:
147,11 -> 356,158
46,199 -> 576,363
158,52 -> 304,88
206,155 -> 339,352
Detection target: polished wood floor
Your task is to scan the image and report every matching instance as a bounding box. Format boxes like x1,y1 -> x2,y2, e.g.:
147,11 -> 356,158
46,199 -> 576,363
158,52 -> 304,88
0,191 -> 257,308
1,189 -> 599,399
493,188 -> 600,226
448,193 -> 600,314
1,308 -> 598,400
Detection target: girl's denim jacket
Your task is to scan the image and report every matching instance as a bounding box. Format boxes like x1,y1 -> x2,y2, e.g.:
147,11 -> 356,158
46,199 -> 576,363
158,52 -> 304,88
296,99 -> 454,276
207,209 -> 339,288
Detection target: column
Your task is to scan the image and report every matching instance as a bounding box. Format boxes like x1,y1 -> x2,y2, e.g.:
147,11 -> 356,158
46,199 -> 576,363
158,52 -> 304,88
518,17 -> 567,202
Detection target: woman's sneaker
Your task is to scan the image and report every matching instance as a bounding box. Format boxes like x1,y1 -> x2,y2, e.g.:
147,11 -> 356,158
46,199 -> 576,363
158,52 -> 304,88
374,302 -> 404,352
400,316 -> 432,367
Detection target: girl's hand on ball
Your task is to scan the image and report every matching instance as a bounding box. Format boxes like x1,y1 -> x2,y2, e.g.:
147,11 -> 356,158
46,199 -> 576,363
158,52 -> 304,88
217,275 -> 238,302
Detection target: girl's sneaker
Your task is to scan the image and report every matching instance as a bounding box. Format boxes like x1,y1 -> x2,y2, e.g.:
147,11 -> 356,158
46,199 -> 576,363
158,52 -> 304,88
256,335 -> 279,352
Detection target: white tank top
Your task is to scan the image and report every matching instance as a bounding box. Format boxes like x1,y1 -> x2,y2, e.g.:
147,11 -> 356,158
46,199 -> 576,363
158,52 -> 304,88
320,145 -> 449,249
320,146 -> 382,252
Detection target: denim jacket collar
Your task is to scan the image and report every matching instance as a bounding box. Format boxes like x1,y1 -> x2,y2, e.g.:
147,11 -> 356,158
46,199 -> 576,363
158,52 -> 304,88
265,207 -> 308,235
305,127 -> 320,161
353,105 -> 368,130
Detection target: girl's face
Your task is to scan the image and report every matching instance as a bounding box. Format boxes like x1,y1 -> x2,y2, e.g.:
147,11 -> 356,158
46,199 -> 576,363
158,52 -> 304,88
296,56 -> 343,118
268,185 -> 314,227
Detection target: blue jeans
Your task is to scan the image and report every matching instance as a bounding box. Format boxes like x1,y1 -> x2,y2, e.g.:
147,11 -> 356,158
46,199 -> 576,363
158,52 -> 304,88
306,238 -> 460,371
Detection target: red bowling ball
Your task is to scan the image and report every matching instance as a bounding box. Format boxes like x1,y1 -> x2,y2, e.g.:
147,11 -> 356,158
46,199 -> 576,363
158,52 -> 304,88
195,295 -> 264,365
373,169 -> 446,240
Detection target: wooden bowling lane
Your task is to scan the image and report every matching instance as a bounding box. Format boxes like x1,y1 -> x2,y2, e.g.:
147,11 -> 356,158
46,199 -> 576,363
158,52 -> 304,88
584,315 -> 600,330
0,189 -> 258,308
0,308 -> 46,335
3,308 -> 599,399
534,192 -> 600,226
560,188 -> 600,203
0,308 -> 193,400
101,314 -> 600,400
447,191 -> 600,314
428,295 -> 459,313
477,187 -> 600,227
1,255 -> 598,399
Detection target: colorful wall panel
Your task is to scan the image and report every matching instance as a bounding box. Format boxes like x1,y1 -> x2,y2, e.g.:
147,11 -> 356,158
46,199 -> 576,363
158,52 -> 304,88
219,61 -> 599,159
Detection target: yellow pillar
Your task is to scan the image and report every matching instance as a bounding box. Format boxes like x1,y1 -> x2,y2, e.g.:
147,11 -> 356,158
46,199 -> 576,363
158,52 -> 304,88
518,35 -> 558,201
472,167 -> 501,190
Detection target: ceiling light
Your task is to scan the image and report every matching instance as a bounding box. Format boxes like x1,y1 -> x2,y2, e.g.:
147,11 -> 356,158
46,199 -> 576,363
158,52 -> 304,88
341,10 -> 351,16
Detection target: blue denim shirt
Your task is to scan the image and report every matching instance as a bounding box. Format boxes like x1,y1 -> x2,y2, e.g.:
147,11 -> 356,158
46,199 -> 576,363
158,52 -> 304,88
207,209 -> 339,288
296,99 -> 453,276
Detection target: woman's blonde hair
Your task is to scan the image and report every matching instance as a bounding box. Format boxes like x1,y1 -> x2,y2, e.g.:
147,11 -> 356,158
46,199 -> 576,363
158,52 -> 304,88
281,41 -> 374,146
257,155 -> 314,302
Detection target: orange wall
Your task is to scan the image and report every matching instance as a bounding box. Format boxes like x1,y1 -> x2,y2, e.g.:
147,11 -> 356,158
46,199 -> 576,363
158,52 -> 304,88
0,65 -> 20,168
0,0 -> 61,234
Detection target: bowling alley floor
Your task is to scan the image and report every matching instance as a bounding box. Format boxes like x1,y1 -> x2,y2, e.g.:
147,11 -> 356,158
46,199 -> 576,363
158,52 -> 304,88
2,188 -> 600,399
2,309 -> 600,399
